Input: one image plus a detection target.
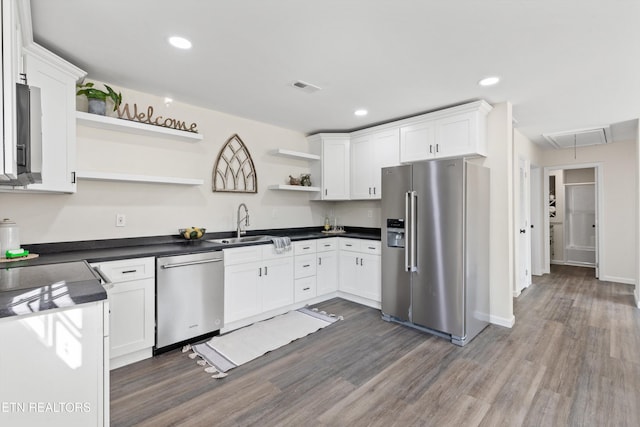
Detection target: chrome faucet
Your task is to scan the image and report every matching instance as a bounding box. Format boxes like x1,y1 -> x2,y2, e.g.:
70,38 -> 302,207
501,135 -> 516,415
237,203 -> 249,237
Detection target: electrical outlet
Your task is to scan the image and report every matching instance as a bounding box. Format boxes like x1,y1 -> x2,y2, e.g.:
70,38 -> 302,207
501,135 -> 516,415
116,213 -> 126,227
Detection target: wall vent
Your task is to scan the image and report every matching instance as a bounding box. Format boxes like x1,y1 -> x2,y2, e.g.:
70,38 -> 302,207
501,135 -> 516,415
292,80 -> 321,94
542,126 -> 611,149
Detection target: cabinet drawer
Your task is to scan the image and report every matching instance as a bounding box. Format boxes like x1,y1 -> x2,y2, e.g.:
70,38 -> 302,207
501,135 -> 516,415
294,240 -> 317,255
223,245 -> 263,266
95,257 -> 154,282
360,241 -> 381,255
316,238 -> 337,252
295,254 -> 317,279
339,238 -> 381,254
262,243 -> 293,260
339,238 -> 361,252
295,276 -> 317,303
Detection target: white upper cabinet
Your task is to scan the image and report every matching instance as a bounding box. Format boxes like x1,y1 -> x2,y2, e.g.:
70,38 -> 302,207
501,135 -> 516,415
1,0 -> 22,182
309,101 -> 491,201
21,45 -> 85,192
400,120 -> 436,162
399,101 -> 492,163
309,133 -> 350,200
351,128 -> 400,199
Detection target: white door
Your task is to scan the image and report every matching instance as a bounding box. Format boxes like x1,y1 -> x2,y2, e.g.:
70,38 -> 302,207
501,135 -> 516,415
565,184 -> 596,267
517,159 -> 532,293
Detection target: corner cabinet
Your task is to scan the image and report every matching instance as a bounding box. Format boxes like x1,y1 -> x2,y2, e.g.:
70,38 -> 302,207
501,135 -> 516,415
309,133 -> 350,200
400,100 -> 492,163
338,238 -> 381,308
20,44 -> 86,193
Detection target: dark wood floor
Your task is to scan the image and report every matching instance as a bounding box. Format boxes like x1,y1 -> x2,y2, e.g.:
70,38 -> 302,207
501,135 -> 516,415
110,266 -> 640,426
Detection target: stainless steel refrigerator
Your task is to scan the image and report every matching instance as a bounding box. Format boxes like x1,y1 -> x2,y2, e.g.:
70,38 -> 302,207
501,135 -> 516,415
381,159 -> 490,346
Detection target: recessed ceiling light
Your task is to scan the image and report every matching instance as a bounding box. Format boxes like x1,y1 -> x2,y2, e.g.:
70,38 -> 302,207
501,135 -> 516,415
169,36 -> 192,50
354,109 -> 368,117
478,76 -> 500,87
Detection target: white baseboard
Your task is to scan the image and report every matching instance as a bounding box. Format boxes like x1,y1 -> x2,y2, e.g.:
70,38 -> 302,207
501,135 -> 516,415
636,294 -> 640,309
490,314 -> 515,328
598,275 -> 636,285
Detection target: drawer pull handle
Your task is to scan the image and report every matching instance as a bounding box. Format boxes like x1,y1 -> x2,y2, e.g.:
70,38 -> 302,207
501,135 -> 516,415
345,244 -> 353,247
303,264 -> 310,268
318,257 -> 322,266
303,246 -> 310,250
122,269 -> 137,274
323,244 -> 330,247
303,287 -> 310,291
368,247 -> 376,250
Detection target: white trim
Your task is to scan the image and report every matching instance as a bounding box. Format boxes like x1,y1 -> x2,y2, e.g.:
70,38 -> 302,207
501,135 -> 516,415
270,149 -> 320,161
490,314 -> 515,328
636,294 -> 640,309
598,275 -> 636,286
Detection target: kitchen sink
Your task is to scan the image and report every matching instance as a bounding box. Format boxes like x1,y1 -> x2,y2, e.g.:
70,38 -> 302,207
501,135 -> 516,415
207,235 -> 275,245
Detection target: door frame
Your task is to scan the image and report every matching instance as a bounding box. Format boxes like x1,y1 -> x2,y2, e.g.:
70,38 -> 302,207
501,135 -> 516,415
530,165 -> 543,276
543,162 -> 603,277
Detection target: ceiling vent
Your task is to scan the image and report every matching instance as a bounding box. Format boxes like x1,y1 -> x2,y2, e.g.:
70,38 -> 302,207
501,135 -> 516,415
292,80 -> 321,94
542,126 -> 611,149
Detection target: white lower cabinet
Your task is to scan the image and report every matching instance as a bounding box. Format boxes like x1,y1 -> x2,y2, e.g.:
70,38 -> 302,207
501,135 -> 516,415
338,238 -> 382,305
262,257 -> 295,311
223,245 -> 293,325
90,257 -> 154,369
0,301 -> 108,427
315,238 -> 338,296
224,261 -> 262,323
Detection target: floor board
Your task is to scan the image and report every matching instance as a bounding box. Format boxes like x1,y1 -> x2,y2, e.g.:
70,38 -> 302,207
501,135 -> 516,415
110,266 -> 640,426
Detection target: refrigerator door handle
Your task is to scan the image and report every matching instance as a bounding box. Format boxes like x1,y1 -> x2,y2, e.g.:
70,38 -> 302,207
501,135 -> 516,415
405,191 -> 411,271
406,190 -> 418,272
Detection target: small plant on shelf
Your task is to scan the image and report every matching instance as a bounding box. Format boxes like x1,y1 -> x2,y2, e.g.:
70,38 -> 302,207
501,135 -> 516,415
76,81 -> 122,115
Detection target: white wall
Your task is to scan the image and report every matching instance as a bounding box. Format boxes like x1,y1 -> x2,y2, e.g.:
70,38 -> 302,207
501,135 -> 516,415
0,83 -> 328,244
541,140 -> 637,284
470,102 -> 515,327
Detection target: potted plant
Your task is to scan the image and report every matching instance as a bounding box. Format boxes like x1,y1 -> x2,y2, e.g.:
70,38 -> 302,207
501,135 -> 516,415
76,81 -> 122,115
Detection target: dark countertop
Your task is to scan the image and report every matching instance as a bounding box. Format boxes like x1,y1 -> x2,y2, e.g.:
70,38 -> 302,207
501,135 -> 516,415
0,260 -> 106,319
17,226 -> 381,267
0,227 -> 379,318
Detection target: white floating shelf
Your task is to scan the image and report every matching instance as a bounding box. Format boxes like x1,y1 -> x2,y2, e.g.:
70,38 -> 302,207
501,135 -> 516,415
76,111 -> 204,142
268,184 -> 321,192
76,171 -> 203,186
270,149 -> 320,161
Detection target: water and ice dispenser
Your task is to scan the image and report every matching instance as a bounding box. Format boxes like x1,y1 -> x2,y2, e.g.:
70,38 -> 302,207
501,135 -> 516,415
386,218 -> 405,248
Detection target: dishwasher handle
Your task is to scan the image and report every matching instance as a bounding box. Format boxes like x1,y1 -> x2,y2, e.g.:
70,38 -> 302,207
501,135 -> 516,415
160,258 -> 223,269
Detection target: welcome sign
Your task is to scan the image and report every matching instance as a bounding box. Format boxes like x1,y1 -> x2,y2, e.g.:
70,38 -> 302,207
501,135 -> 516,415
117,103 -> 198,133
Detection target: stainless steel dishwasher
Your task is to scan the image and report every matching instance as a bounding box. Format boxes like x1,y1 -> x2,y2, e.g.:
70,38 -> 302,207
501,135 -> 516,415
155,251 -> 224,352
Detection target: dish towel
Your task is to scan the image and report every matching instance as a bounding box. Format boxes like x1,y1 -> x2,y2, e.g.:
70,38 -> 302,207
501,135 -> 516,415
271,236 -> 292,254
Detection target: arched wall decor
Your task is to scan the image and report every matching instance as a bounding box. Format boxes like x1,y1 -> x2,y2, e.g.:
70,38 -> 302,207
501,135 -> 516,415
212,134 -> 258,193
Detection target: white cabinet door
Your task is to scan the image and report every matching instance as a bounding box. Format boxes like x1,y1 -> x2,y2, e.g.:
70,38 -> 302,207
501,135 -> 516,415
224,262 -> 262,323
316,250 -> 338,295
322,137 -> 350,200
358,253 -> 382,301
370,129 -> 400,199
0,0 -> 21,181
338,251 -> 360,296
262,257 -> 294,312
434,111 -> 479,159
400,120 -> 436,163
22,48 -> 80,192
350,134 -> 373,199
351,129 -> 399,200
107,278 -> 154,360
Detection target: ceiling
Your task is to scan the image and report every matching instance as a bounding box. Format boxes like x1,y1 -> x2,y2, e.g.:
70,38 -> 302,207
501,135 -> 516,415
29,0 -> 640,147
